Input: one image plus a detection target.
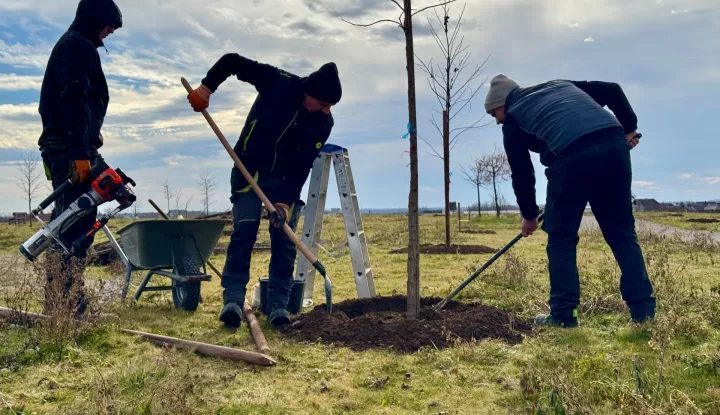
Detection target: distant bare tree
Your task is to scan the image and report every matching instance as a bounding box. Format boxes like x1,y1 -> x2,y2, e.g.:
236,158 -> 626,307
477,147 -> 511,217
184,196 -> 194,217
197,171 -> 218,216
15,151 -> 44,226
173,189 -> 194,217
343,0 -> 456,321
132,200 -> 143,219
416,1 -> 490,245
460,157 -> 484,217
161,180 -> 174,214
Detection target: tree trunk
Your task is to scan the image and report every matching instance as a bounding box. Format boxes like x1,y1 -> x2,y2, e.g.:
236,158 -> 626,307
404,0 -> 420,320
476,184 -> 481,218
443,109 -> 450,246
493,174 -> 500,218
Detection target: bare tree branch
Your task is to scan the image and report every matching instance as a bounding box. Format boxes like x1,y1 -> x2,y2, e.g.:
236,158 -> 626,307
390,0 -> 404,11
411,0 -> 457,17
341,18 -> 401,28
418,134 -> 443,159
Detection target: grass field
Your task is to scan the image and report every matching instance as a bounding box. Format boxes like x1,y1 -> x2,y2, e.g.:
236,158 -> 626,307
635,212 -> 720,232
1,212 -> 719,414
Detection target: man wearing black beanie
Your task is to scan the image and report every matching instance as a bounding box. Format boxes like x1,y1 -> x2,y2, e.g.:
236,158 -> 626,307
187,54 -> 341,328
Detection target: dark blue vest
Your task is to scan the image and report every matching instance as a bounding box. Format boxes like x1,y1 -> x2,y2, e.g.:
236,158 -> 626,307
505,80 -> 623,156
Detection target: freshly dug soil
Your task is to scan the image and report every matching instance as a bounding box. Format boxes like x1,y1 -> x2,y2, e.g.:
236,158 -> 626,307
686,218 -> 719,224
389,244 -> 496,255
279,295 -> 532,352
461,229 -> 497,235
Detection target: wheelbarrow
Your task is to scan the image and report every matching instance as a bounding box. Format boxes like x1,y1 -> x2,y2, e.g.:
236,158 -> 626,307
108,219 -> 226,312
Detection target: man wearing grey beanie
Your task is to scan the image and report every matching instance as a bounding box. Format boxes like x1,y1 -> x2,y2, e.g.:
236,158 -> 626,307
484,74 -> 654,328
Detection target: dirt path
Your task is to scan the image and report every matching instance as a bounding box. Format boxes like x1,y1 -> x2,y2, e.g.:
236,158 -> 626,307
580,216 -> 720,244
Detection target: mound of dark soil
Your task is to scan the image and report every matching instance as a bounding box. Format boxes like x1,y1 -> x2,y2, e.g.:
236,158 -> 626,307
278,295 -> 532,352
461,229 -> 497,235
686,218 -> 719,224
389,244 -> 496,255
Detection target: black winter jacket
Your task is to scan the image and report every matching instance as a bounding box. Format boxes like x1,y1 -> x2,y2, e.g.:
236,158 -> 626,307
502,80 -> 638,220
201,53 -> 335,206
38,0 -> 123,160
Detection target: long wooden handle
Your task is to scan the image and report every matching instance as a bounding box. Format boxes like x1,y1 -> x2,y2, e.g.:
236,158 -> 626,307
147,197 -> 272,356
0,307 -> 275,365
207,260 -> 271,356
121,329 -> 277,366
180,77 -> 319,265
148,199 -> 170,219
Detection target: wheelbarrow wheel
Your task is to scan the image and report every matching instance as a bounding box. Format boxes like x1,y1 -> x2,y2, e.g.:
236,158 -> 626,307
172,254 -> 202,312
172,281 -> 201,312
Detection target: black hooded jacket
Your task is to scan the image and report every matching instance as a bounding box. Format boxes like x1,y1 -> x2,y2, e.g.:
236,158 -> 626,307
37,0 -> 123,159
201,53 -> 336,206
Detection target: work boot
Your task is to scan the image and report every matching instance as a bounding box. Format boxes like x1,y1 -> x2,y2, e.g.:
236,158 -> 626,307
219,302 -> 243,328
534,314 -> 578,328
268,303 -> 290,327
630,305 -> 656,324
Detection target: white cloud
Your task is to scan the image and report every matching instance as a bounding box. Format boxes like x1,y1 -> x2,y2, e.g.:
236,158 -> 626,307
633,181 -> 655,187
671,9 -> 689,14
679,173 -> 694,179
184,16 -> 217,40
0,39 -> 49,69
0,73 -> 42,90
163,154 -> 195,166
566,22 -> 580,28
706,177 -> 720,185
584,37 -> 595,42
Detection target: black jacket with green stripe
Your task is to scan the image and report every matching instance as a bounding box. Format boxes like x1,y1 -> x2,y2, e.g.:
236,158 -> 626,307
201,53 -> 334,205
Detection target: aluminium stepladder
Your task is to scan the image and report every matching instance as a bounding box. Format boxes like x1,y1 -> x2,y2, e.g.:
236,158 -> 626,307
294,143 -> 376,307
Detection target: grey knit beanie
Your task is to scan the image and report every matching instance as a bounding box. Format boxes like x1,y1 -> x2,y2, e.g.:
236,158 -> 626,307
485,74 -> 520,111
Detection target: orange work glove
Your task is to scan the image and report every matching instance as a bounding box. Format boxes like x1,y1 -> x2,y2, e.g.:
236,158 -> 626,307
268,203 -> 290,229
187,84 -> 212,112
71,160 -> 91,183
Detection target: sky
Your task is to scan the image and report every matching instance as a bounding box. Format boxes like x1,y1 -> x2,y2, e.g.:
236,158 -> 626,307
0,0 -> 718,215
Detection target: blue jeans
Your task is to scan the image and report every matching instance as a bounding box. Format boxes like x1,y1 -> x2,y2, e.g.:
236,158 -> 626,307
221,176 -> 302,311
541,138 -> 656,323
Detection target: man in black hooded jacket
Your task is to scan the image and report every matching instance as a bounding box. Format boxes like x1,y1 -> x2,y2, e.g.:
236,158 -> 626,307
187,54 -> 342,328
37,0 -> 123,316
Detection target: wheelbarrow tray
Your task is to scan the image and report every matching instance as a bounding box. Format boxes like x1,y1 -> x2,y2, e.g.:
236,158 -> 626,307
117,219 -> 226,270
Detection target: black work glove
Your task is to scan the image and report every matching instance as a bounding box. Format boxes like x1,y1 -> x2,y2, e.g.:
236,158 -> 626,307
268,203 -> 290,229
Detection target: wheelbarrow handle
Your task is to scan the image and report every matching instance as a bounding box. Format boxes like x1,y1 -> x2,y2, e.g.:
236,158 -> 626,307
434,212 -> 546,311
181,77 -> 332,312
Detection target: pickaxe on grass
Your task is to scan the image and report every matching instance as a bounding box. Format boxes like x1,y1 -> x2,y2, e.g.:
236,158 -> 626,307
180,77 -> 333,313
434,212 -> 546,311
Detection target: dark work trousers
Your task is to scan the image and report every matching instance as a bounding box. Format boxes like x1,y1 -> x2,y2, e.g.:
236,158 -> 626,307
541,138 -> 656,323
40,151 -> 103,314
221,175 -> 302,312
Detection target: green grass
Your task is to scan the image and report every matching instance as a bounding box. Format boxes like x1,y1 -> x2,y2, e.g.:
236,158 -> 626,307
1,213 -> 720,414
636,211 -> 720,232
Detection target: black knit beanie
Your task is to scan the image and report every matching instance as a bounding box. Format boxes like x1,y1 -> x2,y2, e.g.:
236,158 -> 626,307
303,62 -> 342,104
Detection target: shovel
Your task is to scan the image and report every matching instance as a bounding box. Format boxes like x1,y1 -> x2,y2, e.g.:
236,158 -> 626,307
434,212 -> 545,311
180,77 -> 333,313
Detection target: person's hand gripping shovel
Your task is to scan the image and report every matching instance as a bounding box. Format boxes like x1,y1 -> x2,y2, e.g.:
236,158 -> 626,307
181,77 -> 332,312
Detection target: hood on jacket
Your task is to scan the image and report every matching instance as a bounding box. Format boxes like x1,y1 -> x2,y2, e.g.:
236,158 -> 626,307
69,0 -> 123,47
